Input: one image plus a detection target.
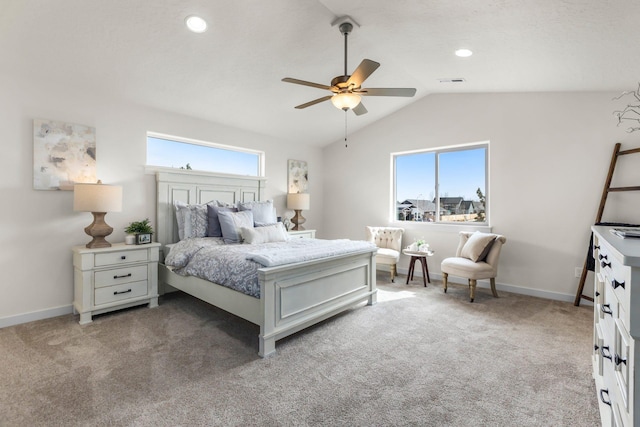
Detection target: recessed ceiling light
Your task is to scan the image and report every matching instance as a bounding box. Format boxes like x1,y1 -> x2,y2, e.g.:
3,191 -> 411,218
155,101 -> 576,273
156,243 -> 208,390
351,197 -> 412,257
455,49 -> 473,58
185,15 -> 207,33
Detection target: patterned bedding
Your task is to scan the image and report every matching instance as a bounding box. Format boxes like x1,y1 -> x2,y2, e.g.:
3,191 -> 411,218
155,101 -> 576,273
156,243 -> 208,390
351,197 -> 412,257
164,237 -> 376,298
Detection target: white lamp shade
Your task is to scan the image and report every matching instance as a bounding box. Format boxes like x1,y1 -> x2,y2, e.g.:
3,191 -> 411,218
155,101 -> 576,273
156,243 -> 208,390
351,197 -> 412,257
74,182 -> 123,213
331,92 -> 361,110
287,193 -> 310,210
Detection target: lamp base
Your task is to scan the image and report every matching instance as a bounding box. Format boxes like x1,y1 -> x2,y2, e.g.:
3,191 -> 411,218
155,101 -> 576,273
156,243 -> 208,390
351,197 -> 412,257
291,209 -> 306,231
84,212 -> 114,248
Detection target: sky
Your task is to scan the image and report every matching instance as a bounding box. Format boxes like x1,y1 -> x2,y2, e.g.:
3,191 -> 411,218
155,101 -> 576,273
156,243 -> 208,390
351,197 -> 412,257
147,137 -> 259,176
395,147 -> 486,202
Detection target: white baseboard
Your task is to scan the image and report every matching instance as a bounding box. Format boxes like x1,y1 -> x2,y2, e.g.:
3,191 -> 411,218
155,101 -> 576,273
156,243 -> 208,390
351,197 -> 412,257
393,267 -> 591,305
0,305 -> 73,329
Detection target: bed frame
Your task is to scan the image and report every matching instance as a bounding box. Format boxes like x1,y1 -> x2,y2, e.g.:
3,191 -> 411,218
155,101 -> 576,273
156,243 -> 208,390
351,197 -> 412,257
155,170 -> 377,357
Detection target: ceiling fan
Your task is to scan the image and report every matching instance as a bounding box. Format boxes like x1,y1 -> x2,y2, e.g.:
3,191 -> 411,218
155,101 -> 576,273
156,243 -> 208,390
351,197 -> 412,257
282,18 -> 416,115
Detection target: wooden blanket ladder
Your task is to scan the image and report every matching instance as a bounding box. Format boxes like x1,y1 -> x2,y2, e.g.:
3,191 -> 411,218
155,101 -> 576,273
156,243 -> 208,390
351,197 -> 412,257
574,142 -> 640,306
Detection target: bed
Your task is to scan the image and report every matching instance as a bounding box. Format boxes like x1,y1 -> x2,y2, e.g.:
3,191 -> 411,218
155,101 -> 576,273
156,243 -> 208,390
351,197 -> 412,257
155,170 -> 377,357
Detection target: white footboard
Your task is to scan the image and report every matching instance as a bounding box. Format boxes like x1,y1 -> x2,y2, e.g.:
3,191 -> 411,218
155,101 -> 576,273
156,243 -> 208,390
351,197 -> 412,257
258,249 -> 376,357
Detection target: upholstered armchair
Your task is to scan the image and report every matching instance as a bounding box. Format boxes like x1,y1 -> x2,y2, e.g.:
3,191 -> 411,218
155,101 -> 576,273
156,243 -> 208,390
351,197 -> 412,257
365,226 -> 404,282
441,231 -> 506,302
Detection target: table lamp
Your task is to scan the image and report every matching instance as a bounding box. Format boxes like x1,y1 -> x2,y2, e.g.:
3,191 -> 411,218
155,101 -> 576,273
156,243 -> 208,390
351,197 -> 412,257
74,180 -> 123,248
287,192 -> 310,231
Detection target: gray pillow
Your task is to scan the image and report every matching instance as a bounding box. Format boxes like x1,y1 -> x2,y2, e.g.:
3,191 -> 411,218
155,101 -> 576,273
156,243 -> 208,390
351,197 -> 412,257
238,200 -> 277,225
460,231 -> 496,262
174,201 -> 211,239
207,204 -> 237,237
217,210 -> 254,244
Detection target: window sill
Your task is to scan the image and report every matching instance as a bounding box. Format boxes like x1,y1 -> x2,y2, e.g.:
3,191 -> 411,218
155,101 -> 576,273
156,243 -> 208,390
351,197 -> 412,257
390,221 -> 492,234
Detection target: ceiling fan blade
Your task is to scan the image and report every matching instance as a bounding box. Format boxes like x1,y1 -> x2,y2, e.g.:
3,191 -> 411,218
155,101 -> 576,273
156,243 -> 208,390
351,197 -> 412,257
352,102 -> 368,116
346,59 -> 380,88
294,95 -> 333,109
359,88 -> 417,97
282,77 -> 333,91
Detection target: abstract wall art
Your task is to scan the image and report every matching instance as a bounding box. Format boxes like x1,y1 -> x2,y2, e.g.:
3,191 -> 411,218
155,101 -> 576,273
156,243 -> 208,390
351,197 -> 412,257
287,159 -> 308,193
33,119 -> 96,190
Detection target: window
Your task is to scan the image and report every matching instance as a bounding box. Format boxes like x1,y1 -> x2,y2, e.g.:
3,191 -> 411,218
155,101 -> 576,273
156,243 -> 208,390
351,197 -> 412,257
146,132 -> 264,177
393,143 -> 488,224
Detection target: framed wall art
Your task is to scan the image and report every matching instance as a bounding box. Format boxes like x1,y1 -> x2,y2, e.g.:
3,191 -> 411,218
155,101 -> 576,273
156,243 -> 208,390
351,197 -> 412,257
33,119 -> 96,190
287,159 -> 308,193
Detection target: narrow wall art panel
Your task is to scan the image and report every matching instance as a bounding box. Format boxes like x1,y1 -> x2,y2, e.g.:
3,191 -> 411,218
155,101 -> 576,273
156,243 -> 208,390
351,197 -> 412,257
287,159 -> 308,193
33,119 -> 96,190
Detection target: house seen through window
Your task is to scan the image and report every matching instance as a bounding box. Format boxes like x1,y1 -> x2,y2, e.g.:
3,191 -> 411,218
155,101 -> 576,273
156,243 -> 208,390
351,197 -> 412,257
146,133 -> 263,177
394,143 -> 488,224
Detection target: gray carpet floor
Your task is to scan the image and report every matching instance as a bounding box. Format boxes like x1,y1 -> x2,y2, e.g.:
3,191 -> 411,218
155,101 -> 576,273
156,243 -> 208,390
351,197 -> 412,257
0,279 -> 600,426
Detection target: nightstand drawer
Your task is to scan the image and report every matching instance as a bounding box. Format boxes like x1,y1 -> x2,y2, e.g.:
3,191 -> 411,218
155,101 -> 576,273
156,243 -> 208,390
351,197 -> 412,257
95,265 -> 148,288
95,249 -> 148,267
94,280 -> 148,306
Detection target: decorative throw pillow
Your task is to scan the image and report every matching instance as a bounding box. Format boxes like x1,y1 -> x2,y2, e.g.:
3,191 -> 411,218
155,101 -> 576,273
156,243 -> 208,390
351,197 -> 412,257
460,231 -> 496,262
217,210 -> 254,244
207,204 -> 238,237
175,201 -> 211,239
240,223 -> 289,244
238,200 -> 277,225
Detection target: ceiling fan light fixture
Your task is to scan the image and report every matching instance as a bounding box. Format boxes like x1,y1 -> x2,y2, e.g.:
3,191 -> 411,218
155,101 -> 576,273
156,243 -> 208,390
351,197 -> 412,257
185,15 -> 207,33
455,48 -> 473,57
331,92 -> 361,110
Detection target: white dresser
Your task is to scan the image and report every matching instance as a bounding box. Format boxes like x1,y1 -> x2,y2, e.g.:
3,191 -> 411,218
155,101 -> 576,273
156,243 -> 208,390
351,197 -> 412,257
592,226 -> 640,426
288,229 -> 316,239
72,242 -> 160,324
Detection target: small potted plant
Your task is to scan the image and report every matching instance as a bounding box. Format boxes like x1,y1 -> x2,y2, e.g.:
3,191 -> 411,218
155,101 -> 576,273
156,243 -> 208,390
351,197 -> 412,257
124,218 -> 154,245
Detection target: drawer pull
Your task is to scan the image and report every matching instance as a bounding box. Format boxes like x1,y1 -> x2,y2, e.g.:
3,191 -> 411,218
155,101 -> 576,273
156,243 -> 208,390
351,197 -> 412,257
113,273 -> 132,279
600,389 -> 612,406
594,344 -> 600,352
599,254 -> 608,261
114,289 -> 132,295
594,245 -> 600,250
595,291 -> 600,297
601,304 -> 613,316
601,260 -> 611,269
601,346 -> 613,361
121,256 -> 127,260
612,279 -> 625,290
615,354 -> 627,366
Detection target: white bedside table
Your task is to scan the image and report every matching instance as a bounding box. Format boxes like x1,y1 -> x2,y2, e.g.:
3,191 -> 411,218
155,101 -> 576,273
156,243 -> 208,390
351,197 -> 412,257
288,229 -> 316,239
72,242 -> 160,324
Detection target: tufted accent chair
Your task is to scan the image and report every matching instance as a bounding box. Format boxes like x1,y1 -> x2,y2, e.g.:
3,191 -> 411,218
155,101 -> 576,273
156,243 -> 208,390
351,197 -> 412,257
365,226 -> 404,282
441,231 -> 506,302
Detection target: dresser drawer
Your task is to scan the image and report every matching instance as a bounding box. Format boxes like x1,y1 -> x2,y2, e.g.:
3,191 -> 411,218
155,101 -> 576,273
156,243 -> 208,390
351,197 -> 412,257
94,280 -> 148,306
94,249 -> 149,267
94,265 -> 148,288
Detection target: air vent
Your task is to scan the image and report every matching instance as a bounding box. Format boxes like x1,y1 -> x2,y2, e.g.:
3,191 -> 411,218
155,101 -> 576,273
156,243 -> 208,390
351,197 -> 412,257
439,78 -> 466,83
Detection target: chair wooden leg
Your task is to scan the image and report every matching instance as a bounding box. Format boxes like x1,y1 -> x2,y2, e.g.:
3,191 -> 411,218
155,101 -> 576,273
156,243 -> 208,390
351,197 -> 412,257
443,273 -> 448,293
390,264 -> 396,283
469,279 -> 476,302
490,278 -> 498,298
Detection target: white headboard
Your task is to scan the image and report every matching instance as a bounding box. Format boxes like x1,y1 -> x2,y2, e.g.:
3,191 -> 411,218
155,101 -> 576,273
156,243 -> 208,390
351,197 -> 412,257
156,170 -> 267,256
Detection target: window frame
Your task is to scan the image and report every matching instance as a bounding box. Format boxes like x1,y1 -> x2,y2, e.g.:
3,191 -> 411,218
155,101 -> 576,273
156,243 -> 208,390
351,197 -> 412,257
145,131 -> 265,177
391,142 -> 489,226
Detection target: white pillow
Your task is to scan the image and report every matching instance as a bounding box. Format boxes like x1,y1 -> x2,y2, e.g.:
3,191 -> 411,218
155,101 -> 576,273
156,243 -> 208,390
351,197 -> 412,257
238,200 -> 277,225
241,223 -> 289,244
460,231 -> 496,262
217,210 -> 254,244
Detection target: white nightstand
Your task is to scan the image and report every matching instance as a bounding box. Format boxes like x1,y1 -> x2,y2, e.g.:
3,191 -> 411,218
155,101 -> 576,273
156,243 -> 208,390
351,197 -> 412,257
72,242 -> 160,324
288,229 -> 316,239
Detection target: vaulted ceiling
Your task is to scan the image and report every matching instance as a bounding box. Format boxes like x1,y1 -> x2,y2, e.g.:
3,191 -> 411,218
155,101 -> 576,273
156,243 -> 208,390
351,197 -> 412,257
2,0 -> 639,146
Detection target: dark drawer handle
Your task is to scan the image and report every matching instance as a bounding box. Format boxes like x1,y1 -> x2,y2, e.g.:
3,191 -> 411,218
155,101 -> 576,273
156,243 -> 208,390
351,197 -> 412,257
600,389 -> 612,406
595,291 -> 600,297
113,273 -> 132,279
114,289 -> 132,295
601,304 -> 613,316
612,279 -> 625,290
601,345 -> 612,361
594,245 -> 600,250
601,261 -> 611,269
599,254 -> 608,260
121,255 -> 127,260
594,344 -> 600,352
615,354 -> 627,366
